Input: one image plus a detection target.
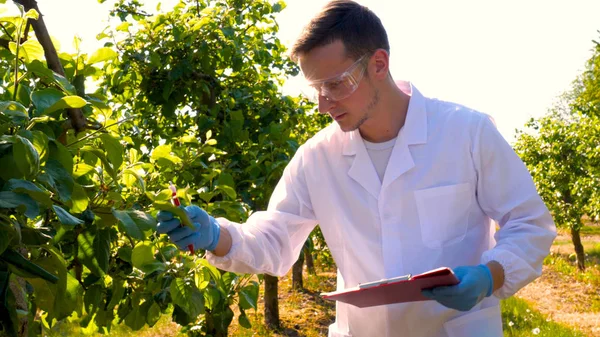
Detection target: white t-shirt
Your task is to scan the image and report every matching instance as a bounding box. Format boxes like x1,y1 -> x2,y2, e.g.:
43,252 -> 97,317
363,137 -> 397,182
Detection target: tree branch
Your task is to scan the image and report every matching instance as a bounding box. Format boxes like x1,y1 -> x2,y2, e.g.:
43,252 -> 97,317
22,19 -> 31,43
0,23 -> 13,40
13,0 -> 87,134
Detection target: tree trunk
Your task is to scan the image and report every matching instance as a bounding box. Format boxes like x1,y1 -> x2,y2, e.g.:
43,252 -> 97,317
571,226 -> 586,271
292,250 -> 304,290
13,0 -> 87,133
263,274 -> 279,329
304,245 -> 315,275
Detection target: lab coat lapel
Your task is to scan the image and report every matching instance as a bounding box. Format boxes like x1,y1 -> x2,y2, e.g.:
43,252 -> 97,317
381,83 -> 428,190
343,129 -> 381,199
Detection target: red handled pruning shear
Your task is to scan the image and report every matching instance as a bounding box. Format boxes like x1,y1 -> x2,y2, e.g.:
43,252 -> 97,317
169,182 -> 195,255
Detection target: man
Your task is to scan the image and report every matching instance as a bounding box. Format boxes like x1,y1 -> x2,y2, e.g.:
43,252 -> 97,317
157,1 -> 556,336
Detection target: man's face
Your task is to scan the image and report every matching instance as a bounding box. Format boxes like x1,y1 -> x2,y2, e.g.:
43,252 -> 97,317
299,40 -> 379,132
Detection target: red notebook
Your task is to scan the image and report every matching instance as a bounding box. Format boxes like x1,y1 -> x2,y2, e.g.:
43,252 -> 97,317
321,267 -> 459,308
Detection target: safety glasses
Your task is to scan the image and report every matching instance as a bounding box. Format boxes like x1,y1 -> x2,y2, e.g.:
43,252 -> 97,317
304,54 -> 369,102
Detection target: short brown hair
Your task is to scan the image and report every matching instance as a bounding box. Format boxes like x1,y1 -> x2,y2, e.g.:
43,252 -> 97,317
290,0 -> 390,63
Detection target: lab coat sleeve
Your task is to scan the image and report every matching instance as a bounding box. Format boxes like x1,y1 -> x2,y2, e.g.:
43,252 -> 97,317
206,145 -> 318,276
474,115 -> 557,298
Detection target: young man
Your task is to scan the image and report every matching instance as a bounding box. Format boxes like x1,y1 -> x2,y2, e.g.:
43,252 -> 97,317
157,1 -> 556,336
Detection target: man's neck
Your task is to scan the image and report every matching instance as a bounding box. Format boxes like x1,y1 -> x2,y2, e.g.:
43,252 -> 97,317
359,81 -> 410,143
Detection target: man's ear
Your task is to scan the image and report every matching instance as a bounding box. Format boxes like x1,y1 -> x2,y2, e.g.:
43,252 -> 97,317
370,49 -> 390,80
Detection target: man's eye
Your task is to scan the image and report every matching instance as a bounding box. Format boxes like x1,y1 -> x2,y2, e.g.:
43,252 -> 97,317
325,80 -> 343,89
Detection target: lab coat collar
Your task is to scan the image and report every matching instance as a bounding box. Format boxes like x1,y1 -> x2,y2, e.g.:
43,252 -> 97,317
342,81 -> 428,198
342,81 -> 427,156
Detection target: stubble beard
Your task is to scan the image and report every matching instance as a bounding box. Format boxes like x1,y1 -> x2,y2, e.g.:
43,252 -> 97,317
345,88 -> 380,132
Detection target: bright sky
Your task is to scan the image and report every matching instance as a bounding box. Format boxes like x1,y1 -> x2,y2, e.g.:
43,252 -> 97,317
26,0 -> 600,142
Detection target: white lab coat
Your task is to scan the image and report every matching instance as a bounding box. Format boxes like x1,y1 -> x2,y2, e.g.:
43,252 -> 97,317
207,81 -> 556,337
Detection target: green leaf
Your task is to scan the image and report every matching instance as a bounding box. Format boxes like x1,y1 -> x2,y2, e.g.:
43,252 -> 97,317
70,183 -> 89,213
117,246 -> 132,264
139,261 -> 166,275
112,210 -> 156,240
27,60 -> 77,95
0,230 -> 14,255
1,248 -> 58,283
150,144 -> 182,167
77,229 -> 111,277
52,205 -> 83,226
125,308 -> 147,331
99,134 -> 123,170
272,1 -> 286,13
172,305 -> 193,325
131,241 -> 155,270
107,278 -> 125,311
44,96 -> 87,115
204,287 -> 221,310
123,169 -> 146,192
3,179 -> 52,207
0,191 -> 39,219
146,302 -> 161,327
26,247 -> 83,321
199,258 -> 221,282
81,146 -> 116,181
13,135 -> 40,178
88,47 -> 117,65
20,130 -> 49,163
9,40 -> 44,63
49,140 -> 73,174
73,163 -> 96,178
239,283 -> 259,310
19,227 -> 51,246
24,8 -> 39,20
238,311 -> 251,329
39,159 -> 74,201
217,172 -> 236,199
153,201 -> 193,229
0,149 -> 24,181
170,278 -> 205,318
31,88 -> 65,115
218,185 -> 237,199
83,284 -> 103,314
116,22 -> 131,32
0,101 -> 29,125
160,244 -> 179,262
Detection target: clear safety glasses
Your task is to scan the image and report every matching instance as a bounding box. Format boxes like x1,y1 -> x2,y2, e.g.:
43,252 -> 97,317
304,55 -> 369,103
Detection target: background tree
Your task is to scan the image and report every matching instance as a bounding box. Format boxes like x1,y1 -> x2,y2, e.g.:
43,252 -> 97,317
514,35 -> 600,271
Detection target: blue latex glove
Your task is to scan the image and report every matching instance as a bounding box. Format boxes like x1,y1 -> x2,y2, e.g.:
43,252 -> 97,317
421,264 -> 493,312
156,205 -> 221,252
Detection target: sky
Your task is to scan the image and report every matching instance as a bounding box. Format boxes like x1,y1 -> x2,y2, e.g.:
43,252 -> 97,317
17,0 -> 600,143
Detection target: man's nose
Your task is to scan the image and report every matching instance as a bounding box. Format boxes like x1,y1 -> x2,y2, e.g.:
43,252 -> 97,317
318,95 -> 336,114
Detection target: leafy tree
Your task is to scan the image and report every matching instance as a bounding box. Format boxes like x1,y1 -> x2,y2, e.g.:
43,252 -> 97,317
514,35 -> 600,271
0,0 -> 327,336
515,113 -> 600,270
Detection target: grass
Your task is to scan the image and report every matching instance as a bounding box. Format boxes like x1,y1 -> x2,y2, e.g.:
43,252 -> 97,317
544,252 -> 600,288
581,225 -> 600,236
501,296 -> 586,337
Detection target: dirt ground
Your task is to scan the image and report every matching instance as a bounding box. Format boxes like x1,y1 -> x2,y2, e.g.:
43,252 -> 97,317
515,229 -> 600,337
516,266 -> 600,336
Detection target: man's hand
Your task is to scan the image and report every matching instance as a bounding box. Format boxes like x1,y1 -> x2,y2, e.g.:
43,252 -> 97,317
157,205 -> 221,252
421,264 -> 493,312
